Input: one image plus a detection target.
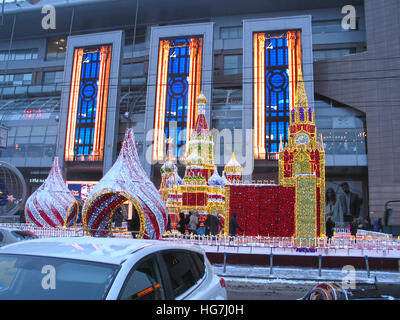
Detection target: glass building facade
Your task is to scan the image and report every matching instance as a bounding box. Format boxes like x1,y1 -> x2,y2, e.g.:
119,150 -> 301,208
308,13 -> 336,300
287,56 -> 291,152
0,0 -> 378,224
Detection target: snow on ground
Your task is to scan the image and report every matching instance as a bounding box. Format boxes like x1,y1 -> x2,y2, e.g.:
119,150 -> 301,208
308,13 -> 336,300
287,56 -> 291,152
201,244 -> 400,258
212,264 -> 400,284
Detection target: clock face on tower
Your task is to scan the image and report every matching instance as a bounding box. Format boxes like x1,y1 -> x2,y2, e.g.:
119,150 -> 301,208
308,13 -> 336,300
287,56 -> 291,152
295,133 -> 310,146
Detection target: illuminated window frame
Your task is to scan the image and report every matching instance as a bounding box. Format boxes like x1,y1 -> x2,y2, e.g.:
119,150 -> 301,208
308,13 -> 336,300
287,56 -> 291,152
153,36 -> 203,161
253,30 -> 302,159
64,44 -> 112,162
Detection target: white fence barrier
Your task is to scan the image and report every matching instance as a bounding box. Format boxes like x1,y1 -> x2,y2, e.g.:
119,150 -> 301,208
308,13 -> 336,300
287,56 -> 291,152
1,223 -> 399,253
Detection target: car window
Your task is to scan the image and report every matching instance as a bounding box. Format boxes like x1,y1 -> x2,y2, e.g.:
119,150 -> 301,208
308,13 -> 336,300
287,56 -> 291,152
161,250 -> 201,298
190,252 -> 205,279
11,231 -> 37,241
0,254 -> 119,300
119,257 -> 165,300
0,231 -> 3,242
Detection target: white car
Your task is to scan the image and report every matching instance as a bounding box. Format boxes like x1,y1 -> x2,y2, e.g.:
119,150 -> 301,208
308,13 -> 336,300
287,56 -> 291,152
0,236 -> 227,300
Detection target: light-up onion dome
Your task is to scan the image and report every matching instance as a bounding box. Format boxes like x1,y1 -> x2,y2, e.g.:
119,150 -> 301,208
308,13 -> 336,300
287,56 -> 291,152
197,91 -> 207,106
166,169 -> 182,188
160,137 -> 175,175
174,169 -> 183,186
208,167 -> 224,187
161,160 -> 174,175
82,128 -> 168,239
224,153 -> 242,183
25,157 -> 79,228
185,151 -> 204,166
221,171 -> 228,185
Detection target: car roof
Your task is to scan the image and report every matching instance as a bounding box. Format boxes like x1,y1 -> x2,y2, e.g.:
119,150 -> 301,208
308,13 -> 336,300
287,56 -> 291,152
0,236 -> 203,265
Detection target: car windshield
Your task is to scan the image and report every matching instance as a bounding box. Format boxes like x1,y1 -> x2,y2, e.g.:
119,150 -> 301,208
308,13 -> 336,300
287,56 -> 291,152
0,254 -> 120,300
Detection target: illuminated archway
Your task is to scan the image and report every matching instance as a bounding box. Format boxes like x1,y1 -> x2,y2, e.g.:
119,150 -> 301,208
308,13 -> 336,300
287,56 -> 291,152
82,129 -> 168,239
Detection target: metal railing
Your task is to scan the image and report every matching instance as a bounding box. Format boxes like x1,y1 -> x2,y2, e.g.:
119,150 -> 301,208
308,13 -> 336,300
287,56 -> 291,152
0,223 -> 146,239
1,223 -> 399,253
161,233 -> 400,252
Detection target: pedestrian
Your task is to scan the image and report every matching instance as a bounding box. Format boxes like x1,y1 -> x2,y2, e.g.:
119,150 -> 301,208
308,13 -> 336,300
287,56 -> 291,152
166,214 -> 171,232
204,212 -> 212,236
176,212 -> 187,235
112,207 -> 124,228
188,210 -> 199,235
373,219 -> 379,232
362,218 -> 370,230
128,209 -> 140,238
339,182 -> 361,224
377,218 -> 383,232
229,212 -> 243,237
350,217 -> 358,238
185,211 -> 192,226
326,217 -> 335,240
210,211 -> 222,236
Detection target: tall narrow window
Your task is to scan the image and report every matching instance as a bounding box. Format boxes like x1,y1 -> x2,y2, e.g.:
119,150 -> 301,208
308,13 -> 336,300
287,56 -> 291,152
65,45 -> 112,162
253,30 -> 302,159
153,37 -> 203,161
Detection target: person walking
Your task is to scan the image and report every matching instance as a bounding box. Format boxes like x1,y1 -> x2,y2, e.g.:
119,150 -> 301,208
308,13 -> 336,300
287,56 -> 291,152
210,211 -> 222,236
229,212 -> 243,237
112,207 -> 124,228
176,212 -> 187,235
204,212 -> 212,236
326,217 -> 335,240
350,217 -> 358,239
188,210 -> 199,235
339,182 -> 361,223
205,211 -> 223,236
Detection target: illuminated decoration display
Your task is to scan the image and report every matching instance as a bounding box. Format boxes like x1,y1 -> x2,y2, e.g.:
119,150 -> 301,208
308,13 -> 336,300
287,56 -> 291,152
159,138 -> 182,218
65,45 -> 112,162
83,128 -> 168,239
160,88 -> 325,241
253,30 -> 302,159
278,70 -> 326,239
224,153 -> 242,183
153,37 -> 203,161
25,157 -> 79,227
160,93 -> 226,227
225,184 -> 295,237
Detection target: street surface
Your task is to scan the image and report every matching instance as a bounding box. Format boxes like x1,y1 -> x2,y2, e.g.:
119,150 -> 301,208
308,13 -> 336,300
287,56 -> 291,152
213,265 -> 400,300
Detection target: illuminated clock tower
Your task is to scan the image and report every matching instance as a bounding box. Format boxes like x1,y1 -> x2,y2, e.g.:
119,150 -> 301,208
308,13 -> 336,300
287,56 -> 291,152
279,72 -> 326,239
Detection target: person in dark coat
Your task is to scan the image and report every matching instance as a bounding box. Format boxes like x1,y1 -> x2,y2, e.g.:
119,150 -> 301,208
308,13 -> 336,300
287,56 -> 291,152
113,207 -> 124,228
339,182 -> 361,223
127,209 -> 140,238
229,212 -> 243,237
176,212 -> 187,235
326,217 -> 335,239
377,218 -> 383,232
166,214 -> 171,232
350,217 -> 358,238
204,213 -> 212,235
207,211 -> 222,236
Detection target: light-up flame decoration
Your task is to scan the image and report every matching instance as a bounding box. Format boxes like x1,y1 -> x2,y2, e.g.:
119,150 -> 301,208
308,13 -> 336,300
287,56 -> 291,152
25,157 -> 79,227
82,128 -> 168,239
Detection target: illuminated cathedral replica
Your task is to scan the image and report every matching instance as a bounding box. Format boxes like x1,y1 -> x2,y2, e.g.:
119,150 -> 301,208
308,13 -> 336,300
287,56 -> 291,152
160,75 -> 326,239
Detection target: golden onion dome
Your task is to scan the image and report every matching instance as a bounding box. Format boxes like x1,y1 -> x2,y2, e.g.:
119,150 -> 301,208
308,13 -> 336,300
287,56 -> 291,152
224,152 -> 242,173
196,92 -> 207,105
